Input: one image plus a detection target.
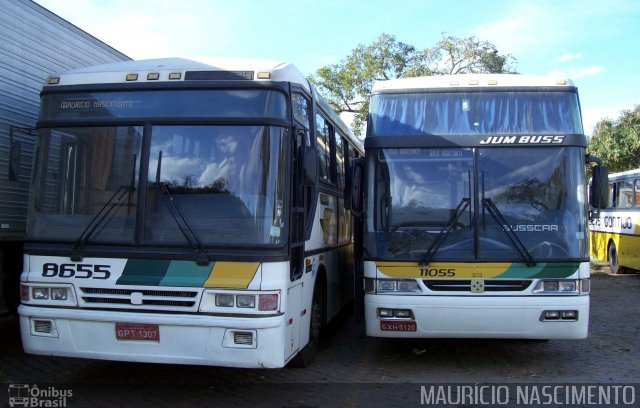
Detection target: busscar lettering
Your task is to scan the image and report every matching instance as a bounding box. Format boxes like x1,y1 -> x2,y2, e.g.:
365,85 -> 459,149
503,224 -> 559,232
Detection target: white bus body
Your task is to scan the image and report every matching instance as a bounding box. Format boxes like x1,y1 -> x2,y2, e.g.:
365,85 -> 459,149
363,74 -> 592,339
19,58 -> 362,368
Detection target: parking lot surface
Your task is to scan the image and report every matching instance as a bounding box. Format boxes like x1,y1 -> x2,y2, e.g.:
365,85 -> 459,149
1,269 -> 639,407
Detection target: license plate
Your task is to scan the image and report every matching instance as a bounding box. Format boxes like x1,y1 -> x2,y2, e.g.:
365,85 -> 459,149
380,320 -> 417,332
115,323 -> 160,341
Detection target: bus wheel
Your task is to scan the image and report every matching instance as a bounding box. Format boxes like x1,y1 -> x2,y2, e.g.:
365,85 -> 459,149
289,281 -> 324,368
608,241 -> 626,274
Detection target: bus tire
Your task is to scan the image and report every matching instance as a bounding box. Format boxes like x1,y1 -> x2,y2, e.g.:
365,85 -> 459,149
608,241 -> 626,274
289,279 -> 324,368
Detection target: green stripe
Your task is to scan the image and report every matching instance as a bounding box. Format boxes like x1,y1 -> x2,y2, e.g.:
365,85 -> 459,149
498,262 -> 580,279
116,259 -> 170,286
530,262 -> 581,279
159,261 -> 214,287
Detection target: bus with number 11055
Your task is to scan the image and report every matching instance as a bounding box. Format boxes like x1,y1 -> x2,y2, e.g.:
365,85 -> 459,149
358,74 -> 607,339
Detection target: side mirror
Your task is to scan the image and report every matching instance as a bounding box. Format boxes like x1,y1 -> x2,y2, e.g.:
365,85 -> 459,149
350,158 -> 364,215
345,161 -> 354,211
589,165 -> 609,210
9,141 -> 21,181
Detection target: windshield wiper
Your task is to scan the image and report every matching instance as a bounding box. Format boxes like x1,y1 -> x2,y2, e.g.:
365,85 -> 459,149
71,184 -> 134,261
418,198 -> 471,266
482,197 -> 536,267
391,220 -> 454,233
154,151 -> 209,265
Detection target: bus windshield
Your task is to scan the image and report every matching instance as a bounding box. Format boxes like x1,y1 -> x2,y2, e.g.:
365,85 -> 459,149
369,91 -> 583,135
366,146 -> 588,262
28,125 -> 287,247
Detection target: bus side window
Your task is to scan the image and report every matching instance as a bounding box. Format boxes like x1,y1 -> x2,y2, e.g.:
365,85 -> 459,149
635,180 -> 640,206
617,180 -> 634,208
315,114 -> 332,183
335,132 -> 345,189
609,183 -> 616,208
293,93 -> 311,145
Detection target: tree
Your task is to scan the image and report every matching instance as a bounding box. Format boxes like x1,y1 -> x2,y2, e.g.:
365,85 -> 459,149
428,34 -> 516,75
310,33 -> 517,136
587,105 -> 640,173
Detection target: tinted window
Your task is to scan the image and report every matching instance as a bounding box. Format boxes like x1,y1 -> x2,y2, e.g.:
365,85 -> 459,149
335,132 -> 345,188
369,91 -> 583,136
316,114 -> 331,182
41,90 -> 288,121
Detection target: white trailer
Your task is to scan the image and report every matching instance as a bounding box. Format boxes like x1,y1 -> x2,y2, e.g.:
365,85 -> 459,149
0,0 -> 129,313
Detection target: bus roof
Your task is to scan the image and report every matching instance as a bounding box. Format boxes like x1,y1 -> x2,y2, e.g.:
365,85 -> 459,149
44,57 -> 361,150
45,57 -> 312,92
607,168 -> 640,181
371,74 -> 576,94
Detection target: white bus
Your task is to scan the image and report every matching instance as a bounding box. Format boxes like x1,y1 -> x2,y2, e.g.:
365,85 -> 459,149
360,74 -> 607,339
18,57 -> 362,368
590,168 -> 640,273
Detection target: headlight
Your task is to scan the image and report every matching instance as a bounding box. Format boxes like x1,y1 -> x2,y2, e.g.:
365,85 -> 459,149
533,280 -> 580,294
32,287 -> 49,300
236,294 -> 256,308
558,281 -> 577,292
51,288 -> 68,301
378,280 -> 396,291
375,279 -> 421,294
21,284 -> 77,306
215,294 -> 235,307
201,291 -> 280,314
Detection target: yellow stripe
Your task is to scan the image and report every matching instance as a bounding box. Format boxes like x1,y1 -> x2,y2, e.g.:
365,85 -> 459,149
203,262 -> 260,288
376,262 -> 511,279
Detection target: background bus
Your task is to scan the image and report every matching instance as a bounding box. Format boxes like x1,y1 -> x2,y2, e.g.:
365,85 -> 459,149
360,74 -> 606,340
18,57 -> 363,368
590,168 -> 640,274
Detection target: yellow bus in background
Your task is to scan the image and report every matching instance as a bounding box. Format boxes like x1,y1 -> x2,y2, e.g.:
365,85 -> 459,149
590,169 -> 640,273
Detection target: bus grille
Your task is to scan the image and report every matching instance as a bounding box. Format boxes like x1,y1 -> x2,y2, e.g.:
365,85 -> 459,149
423,279 -> 532,292
79,287 -> 199,310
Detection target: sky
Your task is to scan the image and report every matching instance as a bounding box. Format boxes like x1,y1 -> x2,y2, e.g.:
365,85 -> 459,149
34,0 -> 640,136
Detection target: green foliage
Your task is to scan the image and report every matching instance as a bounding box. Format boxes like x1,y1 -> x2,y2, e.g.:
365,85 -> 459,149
310,33 -> 517,136
429,34 -> 516,75
587,105 -> 640,173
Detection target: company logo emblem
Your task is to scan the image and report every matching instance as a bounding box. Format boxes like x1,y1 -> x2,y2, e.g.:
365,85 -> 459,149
470,279 -> 485,293
130,292 -> 144,305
